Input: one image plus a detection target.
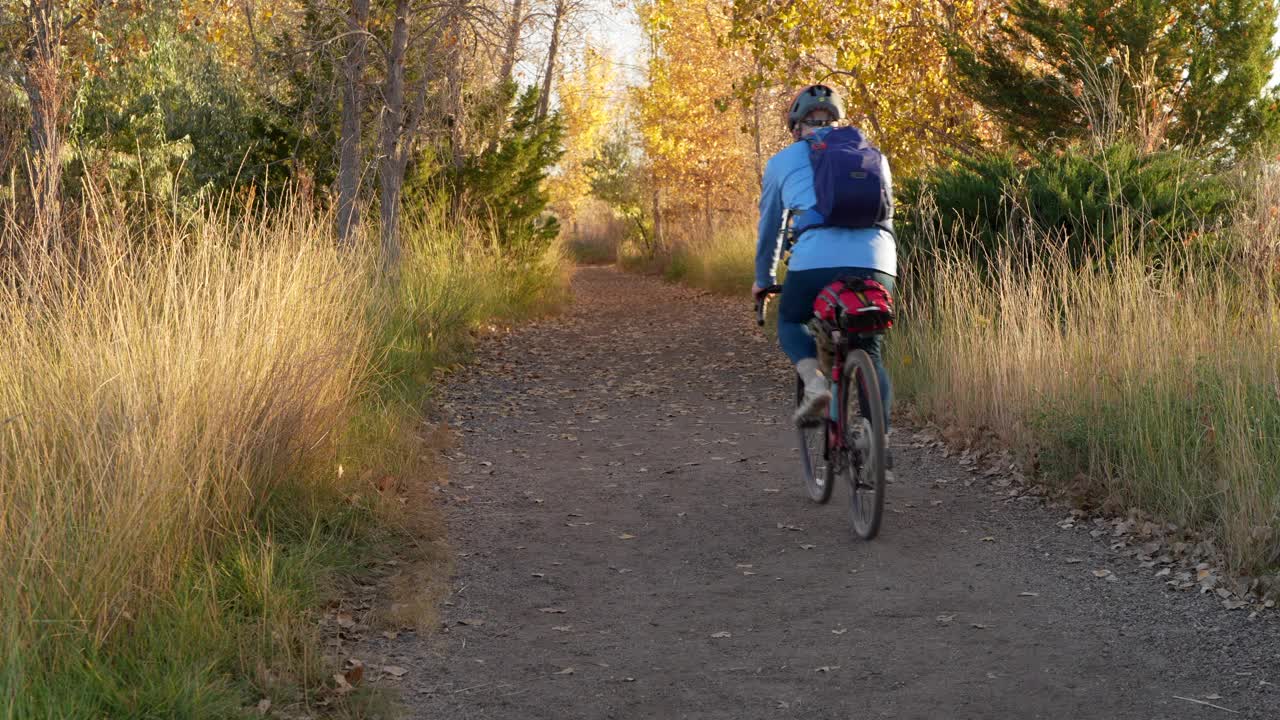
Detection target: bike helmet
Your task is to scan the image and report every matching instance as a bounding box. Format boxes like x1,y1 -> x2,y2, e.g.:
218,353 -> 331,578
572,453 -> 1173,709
786,84 -> 844,133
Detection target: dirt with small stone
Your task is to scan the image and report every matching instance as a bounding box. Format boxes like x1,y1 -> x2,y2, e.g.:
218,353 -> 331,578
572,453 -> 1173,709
355,266 -> 1280,719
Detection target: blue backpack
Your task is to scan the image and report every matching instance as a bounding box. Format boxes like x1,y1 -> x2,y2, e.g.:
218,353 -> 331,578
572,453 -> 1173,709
798,127 -> 892,236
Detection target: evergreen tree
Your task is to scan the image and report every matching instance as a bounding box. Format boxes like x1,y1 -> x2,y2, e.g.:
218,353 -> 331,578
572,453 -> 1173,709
948,0 -> 1280,153
456,87 -> 566,250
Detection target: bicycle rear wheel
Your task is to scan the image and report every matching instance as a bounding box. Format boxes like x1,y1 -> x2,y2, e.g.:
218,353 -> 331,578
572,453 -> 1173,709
795,375 -> 833,503
841,348 -> 886,539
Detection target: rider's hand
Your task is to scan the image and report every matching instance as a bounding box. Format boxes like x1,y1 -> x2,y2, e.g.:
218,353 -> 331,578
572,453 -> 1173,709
751,282 -> 766,301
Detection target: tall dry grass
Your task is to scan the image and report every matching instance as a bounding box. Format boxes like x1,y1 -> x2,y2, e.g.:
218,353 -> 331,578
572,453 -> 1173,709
894,178 -> 1280,574
0,194 -> 566,716
0,202 -> 376,715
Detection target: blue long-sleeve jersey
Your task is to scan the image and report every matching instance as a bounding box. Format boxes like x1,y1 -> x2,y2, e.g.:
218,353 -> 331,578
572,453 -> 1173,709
754,133 -> 897,287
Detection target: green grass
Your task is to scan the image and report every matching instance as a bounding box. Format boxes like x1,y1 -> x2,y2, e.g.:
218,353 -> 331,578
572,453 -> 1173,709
612,224 -> 758,295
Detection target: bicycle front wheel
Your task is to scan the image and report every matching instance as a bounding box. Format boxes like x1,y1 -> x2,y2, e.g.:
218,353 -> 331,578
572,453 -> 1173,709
795,375 -> 833,503
841,348 -> 886,540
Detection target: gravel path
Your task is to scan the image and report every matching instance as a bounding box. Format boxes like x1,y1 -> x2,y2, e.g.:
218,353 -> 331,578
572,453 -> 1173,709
363,266 -> 1280,719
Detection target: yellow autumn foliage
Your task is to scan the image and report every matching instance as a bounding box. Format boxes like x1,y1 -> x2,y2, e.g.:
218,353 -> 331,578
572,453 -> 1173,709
635,0 -> 765,241
551,45 -> 617,218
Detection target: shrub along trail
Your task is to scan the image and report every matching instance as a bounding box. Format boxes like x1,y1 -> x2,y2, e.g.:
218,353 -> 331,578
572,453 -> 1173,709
363,266 -> 1279,719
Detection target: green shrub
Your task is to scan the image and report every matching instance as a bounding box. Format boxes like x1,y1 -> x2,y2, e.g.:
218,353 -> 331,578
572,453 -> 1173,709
900,142 -> 1238,269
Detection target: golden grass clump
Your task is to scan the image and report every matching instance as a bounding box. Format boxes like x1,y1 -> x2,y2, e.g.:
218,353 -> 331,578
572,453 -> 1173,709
0,207 -> 375,658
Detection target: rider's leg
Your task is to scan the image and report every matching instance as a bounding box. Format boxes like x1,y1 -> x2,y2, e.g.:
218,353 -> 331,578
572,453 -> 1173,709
779,268 -> 845,419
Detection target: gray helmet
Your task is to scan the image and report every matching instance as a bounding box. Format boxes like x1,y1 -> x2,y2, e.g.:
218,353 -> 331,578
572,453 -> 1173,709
787,84 -> 844,131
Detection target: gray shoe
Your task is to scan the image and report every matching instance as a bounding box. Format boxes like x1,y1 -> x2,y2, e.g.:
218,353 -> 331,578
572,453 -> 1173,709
793,383 -> 832,424
793,359 -> 831,424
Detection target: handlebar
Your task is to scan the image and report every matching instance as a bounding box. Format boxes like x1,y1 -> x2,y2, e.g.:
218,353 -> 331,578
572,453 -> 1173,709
753,285 -> 784,326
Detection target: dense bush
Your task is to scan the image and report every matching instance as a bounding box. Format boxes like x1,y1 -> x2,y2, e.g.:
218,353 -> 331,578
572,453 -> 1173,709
406,86 -> 566,253
899,142 -> 1238,268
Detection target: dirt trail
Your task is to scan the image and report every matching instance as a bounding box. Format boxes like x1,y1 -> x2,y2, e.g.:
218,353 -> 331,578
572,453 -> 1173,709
365,266 -> 1279,719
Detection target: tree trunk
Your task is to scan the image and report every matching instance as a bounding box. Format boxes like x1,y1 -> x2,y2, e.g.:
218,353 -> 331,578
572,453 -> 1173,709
703,183 -> 712,241
445,1 -> 466,171
651,186 -> 662,255
23,0 -> 64,255
536,0 -> 565,121
337,0 -> 370,247
378,0 -> 410,272
498,0 -> 525,87
752,66 -> 763,189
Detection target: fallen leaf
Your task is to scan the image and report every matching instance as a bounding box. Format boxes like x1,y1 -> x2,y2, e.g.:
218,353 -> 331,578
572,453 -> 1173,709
1018,592 -> 1039,597
335,612 -> 355,628
936,614 -> 955,624
971,623 -> 991,629
458,618 -> 484,626
832,628 -> 848,635
555,667 -> 575,675
980,536 -> 995,542
384,666 -> 408,677
710,631 -> 732,638
539,607 -> 568,614
619,533 -> 636,540
815,665 -> 841,672
332,673 -> 354,695
343,661 -> 364,686
800,544 -> 816,550
256,698 -> 271,715
1065,558 -> 1084,564
382,630 -> 399,640
552,625 -> 572,632
1092,569 -> 1113,578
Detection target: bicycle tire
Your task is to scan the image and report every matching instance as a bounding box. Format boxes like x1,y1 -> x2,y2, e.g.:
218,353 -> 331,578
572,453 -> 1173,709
841,348 -> 886,540
795,375 -> 833,503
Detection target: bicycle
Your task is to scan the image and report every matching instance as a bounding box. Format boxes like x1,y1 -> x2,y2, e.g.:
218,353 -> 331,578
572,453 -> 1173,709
754,284 -> 889,540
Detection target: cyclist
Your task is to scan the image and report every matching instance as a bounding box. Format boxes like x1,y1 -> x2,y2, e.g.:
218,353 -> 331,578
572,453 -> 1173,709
751,84 -> 897,428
